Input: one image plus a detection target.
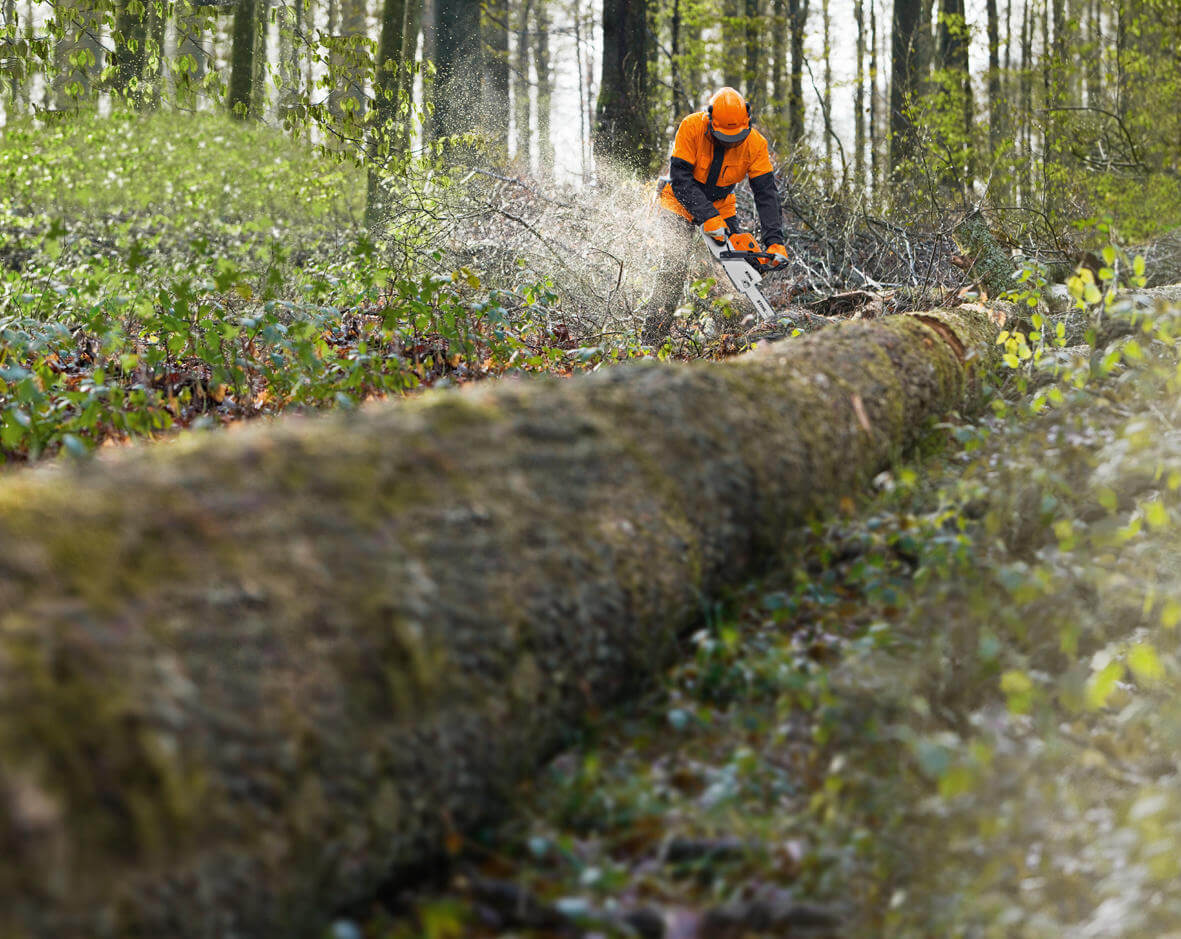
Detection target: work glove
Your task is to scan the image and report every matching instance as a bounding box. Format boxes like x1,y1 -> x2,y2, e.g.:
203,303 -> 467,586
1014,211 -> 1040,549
765,243 -> 788,268
702,215 -> 728,243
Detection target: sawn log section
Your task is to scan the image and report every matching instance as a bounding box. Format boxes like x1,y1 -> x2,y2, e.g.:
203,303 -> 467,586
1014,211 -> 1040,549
0,308 -> 998,937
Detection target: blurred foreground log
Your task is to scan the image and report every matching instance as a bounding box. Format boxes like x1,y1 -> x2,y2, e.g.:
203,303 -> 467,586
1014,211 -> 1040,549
0,309 -> 999,938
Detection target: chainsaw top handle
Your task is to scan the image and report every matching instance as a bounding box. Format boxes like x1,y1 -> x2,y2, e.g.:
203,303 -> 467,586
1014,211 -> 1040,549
718,248 -> 787,269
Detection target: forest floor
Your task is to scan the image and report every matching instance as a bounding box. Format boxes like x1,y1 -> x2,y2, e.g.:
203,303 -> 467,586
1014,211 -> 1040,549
9,111 -> 1181,938
1,110 -> 982,469
344,291 -> 1181,938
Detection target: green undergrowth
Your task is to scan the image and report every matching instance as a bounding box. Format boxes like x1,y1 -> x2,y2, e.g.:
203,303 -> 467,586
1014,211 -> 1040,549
355,295 -> 1181,938
0,110 -> 362,225
0,111 -> 650,465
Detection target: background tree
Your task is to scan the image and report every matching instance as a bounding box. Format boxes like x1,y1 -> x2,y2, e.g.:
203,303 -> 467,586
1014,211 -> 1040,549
367,0 -> 417,228
483,0 -> 510,152
432,0 -> 480,139
595,0 -> 654,172
853,0 -> 866,186
787,0 -> 807,145
720,0 -> 740,87
228,0 -> 255,117
889,0 -> 922,172
744,0 -> 762,111
112,0 -> 148,103
533,1 -> 552,168
512,0 -> 530,161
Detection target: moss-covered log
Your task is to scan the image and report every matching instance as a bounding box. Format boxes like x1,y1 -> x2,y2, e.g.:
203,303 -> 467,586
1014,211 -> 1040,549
0,309 -> 999,938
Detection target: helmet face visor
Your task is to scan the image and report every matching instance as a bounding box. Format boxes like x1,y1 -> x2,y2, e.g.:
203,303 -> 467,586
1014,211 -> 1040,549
710,123 -> 751,144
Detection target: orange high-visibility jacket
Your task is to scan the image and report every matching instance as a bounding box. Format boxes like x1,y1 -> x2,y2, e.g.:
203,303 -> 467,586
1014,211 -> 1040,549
658,110 -> 784,246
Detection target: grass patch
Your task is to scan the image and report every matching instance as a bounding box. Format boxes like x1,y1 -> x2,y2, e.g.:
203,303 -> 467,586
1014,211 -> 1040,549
0,111 -> 638,465
0,109 -> 363,225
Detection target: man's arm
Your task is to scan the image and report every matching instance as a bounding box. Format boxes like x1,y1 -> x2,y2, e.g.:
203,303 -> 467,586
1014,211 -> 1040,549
746,133 -> 785,247
749,171 -> 784,247
668,116 -> 719,224
669,158 -> 718,224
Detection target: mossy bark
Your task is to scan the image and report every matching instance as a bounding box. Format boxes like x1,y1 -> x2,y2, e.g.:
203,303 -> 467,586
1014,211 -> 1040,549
953,212 -> 1018,297
0,310 -> 999,938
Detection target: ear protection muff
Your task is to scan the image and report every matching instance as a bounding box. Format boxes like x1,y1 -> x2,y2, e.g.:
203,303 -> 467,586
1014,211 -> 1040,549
707,101 -> 753,125
706,103 -> 752,117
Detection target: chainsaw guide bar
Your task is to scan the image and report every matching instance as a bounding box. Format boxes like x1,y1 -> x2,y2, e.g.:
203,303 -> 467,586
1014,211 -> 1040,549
704,232 -> 784,322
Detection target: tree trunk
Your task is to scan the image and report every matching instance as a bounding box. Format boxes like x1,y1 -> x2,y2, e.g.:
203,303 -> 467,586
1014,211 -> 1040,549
787,0 -> 807,145
327,0 -> 340,119
228,0 -> 256,118
889,0 -> 922,172
870,0 -> 879,192
770,0 -> 786,130
328,0 -> 366,122
52,0 -> 102,107
822,0 -> 832,179
670,0 -> 685,114
1084,0 -> 1099,106
595,0 -> 654,173
939,0 -> 972,188
0,308 -> 1001,939
149,0 -> 167,109
744,0 -> 761,110
854,0 -> 866,187
573,0 -> 588,177
399,0 -> 422,149
483,0 -> 510,152
1021,0 -> 1033,202
277,0 -> 299,113
680,3 -> 702,113
917,0 -> 934,79
953,212 -> 1020,297
366,0 -> 409,230
177,0 -> 210,109
533,2 -> 552,170
252,0 -> 271,118
432,0 -> 481,139
112,0 -> 147,103
513,0 -> 531,163
2,0 -> 16,120
986,0 -> 1000,151
722,0 -> 741,87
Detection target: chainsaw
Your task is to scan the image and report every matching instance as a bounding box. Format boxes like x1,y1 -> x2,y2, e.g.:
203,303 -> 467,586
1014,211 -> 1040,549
703,231 -> 785,322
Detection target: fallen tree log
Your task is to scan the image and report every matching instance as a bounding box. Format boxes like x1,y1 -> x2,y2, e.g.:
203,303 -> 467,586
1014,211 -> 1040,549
955,214 -> 1181,297
0,308 -> 999,938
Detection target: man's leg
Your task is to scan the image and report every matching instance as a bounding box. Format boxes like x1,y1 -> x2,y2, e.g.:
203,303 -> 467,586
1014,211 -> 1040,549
641,213 -> 696,345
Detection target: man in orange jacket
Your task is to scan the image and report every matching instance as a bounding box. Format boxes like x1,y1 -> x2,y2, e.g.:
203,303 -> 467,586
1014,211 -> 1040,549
644,87 -> 788,342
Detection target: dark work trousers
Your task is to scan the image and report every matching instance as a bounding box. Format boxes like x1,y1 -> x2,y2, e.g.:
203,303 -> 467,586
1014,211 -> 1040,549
642,210 -> 741,344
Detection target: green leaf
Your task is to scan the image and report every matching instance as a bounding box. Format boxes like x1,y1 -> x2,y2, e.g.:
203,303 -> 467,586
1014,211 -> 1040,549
1127,643 -> 1165,686
61,433 -> 88,458
1000,670 -> 1034,714
1085,660 -> 1125,710
1144,499 -> 1169,530
1161,598 -> 1181,630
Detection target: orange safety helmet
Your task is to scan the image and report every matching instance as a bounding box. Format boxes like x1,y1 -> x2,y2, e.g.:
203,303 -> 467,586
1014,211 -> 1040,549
707,87 -> 751,144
